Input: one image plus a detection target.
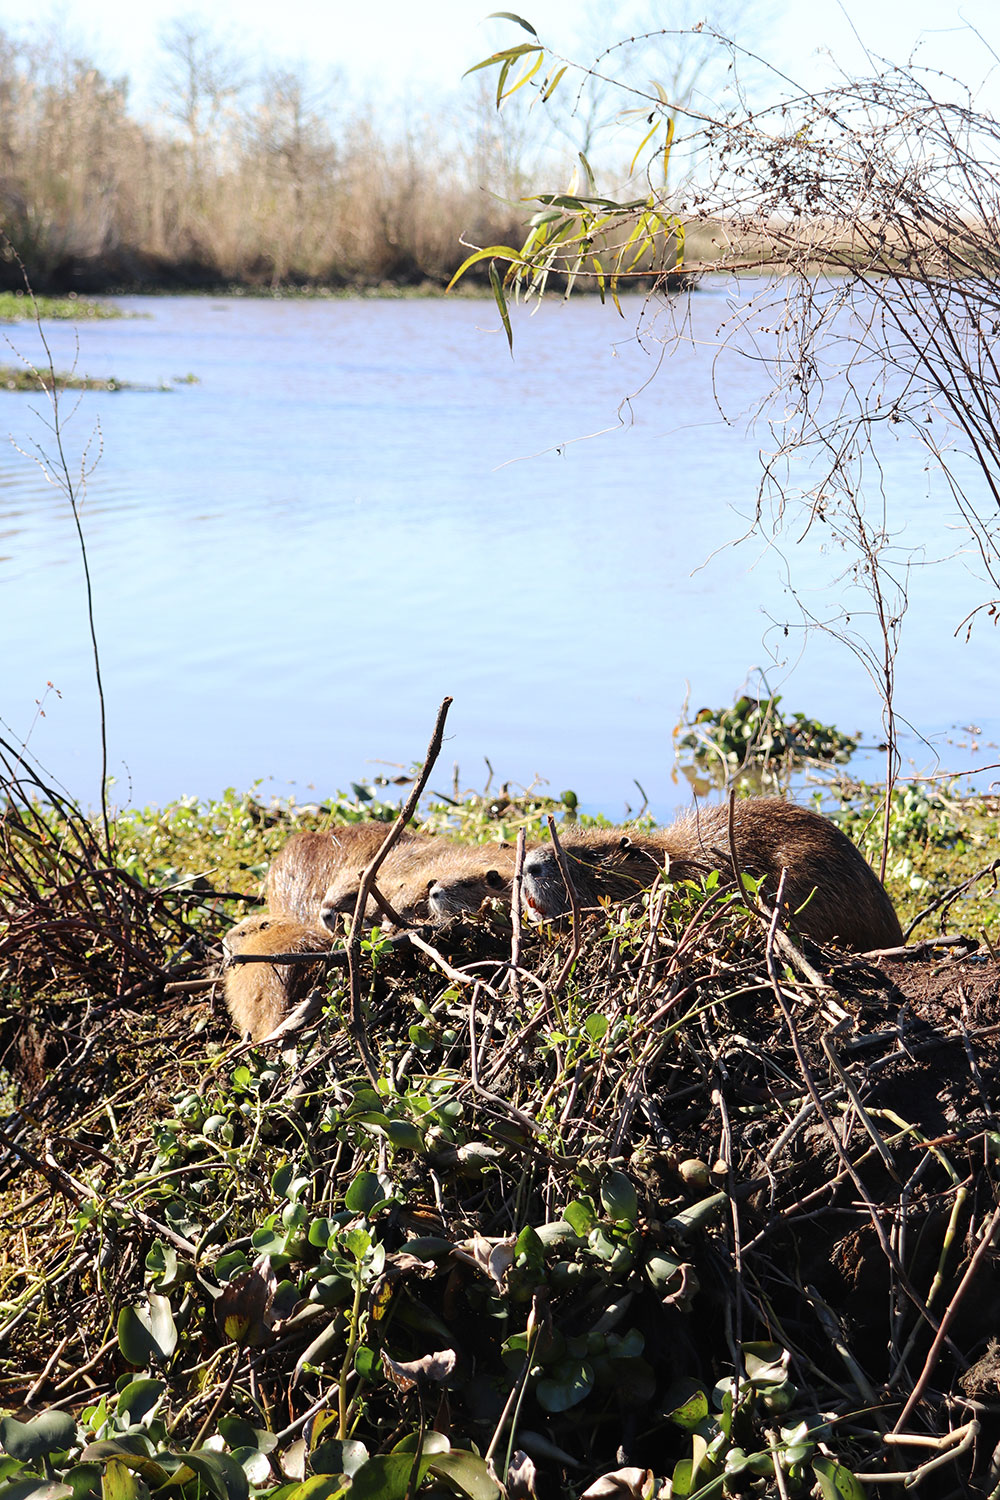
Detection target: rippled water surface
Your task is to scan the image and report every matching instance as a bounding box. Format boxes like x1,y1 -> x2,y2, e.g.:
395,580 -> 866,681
1,289 -> 995,817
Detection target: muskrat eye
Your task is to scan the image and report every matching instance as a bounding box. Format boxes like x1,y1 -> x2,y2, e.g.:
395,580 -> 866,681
619,837 -> 632,850
485,869 -> 504,889
259,919 -> 270,930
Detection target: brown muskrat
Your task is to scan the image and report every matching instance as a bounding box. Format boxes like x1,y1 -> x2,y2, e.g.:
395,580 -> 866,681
320,838 -> 522,930
222,913 -> 336,1041
266,825 -> 431,927
520,798 -> 903,951
425,842 -> 519,921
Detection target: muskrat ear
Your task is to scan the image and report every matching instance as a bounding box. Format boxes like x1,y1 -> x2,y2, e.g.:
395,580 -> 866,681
485,869 -> 504,889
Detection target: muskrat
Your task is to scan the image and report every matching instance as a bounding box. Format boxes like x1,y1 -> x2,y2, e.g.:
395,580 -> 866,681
520,799 -> 903,951
222,913 -> 336,1041
320,838 -> 522,931
426,842 -> 519,921
266,825 -> 431,928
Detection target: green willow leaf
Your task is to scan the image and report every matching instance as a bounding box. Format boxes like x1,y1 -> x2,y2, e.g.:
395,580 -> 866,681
489,264 -> 514,355
487,12 -> 538,35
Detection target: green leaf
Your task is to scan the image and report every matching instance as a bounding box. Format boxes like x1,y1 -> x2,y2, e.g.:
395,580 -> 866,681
62,1465 -> 101,1500
663,1379 -> 709,1431
0,1413 -> 78,1463
488,263 -> 514,355
344,1172 -> 382,1215
354,1345 -> 381,1382
169,1451 -> 248,1500
536,1359 -> 594,1412
100,1462 -> 142,1500
347,1454 -> 430,1500
487,11 -> 538,35
462,43 -> 538,78
143,1242 -> 178,1290
273,1479 -> 347,1500
811,1457 -> 864,1500
584,1013 -> 608,1041
563,1196 -> 598,1236
427,1452 -> 501,1500
0,1484 -> 74,1500
79,1448 -> 167,1490
116,1295 -> 177,1367
114,1380 -> 164,1428
600,1171 -> 637,1223
311,1441 -> 369,1477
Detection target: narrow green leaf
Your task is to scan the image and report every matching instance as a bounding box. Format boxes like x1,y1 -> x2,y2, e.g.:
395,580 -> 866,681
462,43 -> 539,78
487,11 -> 538,35
489,263 -> 514,355
446,245 -> 522,292
541,65 -> 566,102
629,120 -> 661,177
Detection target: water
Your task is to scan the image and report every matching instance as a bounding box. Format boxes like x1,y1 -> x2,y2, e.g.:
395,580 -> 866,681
1,288 -> 996,820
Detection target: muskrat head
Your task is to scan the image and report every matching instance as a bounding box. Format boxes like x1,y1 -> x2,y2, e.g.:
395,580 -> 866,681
223,913 -> 273,958
427,866 -> 508,922
520,837 -> 634,921
319,870 -> 364,933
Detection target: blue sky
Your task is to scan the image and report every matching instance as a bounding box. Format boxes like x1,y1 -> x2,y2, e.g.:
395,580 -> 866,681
1,0 -> 998,118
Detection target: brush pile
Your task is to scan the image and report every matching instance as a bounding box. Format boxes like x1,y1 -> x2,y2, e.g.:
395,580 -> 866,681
2,739 -> 1000,1498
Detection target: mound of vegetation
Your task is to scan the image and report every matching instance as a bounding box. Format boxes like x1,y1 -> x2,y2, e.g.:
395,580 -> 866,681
3,734 -> 1000,1499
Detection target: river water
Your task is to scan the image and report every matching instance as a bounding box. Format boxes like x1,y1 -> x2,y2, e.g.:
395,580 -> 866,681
0,287 -> 996,820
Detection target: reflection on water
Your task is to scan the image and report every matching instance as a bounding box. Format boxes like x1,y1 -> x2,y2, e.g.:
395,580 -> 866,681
1,289 -> 996,818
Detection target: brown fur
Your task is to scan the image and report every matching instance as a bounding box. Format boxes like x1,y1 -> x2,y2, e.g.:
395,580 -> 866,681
320,838 -> 522,930
521,799 -> 903,952
267,825 -> 430,927
426,842 -> 518,921
222,913 -> 336,1041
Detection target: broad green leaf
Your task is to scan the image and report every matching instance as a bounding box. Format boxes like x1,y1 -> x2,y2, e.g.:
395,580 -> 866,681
536,1359 -> 594,1412
115,1380 -> 164,1428
117,1296 -> 177,1367
663,1380 -> 709,1431
311,1441 -> 368,1477
600,1171 -> 637,1223
427,1452 -> 501,1500
100,1462 -> 141,1500
348,1453 -> 430,1500
62,1464 -> 101,1500
584,1013 -> 608,1041
278,1479 -> 347,1500
563,1196 -> 598,1236
811,1457 -> 864,1500
0,1413 -> 78,1462
168,1450 -> 248,1500
344,1172 -> 381,1215
0,1483 -> 75,1500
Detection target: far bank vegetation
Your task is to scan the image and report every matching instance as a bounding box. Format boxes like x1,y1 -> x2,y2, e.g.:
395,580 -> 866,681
0,23 -> 541,293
